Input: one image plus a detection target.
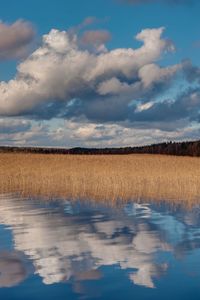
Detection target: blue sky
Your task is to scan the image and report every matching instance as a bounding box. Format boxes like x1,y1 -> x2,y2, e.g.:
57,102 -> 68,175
0,0 -> 200,147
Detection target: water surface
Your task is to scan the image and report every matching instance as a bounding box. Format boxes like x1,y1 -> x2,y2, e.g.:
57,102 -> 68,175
0,194 -> 200,299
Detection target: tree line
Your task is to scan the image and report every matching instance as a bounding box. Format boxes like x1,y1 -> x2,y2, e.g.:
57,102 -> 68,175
0,140 -> 200,156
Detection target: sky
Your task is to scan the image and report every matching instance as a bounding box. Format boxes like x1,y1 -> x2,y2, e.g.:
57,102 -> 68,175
0,0 -> 200,148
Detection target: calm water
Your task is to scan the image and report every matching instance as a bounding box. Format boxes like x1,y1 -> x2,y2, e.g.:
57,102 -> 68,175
0,195 -> 200,299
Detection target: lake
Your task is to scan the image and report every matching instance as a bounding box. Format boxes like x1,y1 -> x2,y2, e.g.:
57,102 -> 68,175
0,194 -> 200,299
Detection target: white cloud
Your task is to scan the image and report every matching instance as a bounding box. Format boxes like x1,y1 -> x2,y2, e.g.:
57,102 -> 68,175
0,26 -> 176,117
1,24 -> 199,146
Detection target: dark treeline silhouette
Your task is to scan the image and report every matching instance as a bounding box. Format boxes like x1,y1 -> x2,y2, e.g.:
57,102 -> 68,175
1,140 -> 200,156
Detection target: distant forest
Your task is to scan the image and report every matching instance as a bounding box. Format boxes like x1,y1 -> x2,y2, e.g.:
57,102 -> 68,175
1,140 -> 200,156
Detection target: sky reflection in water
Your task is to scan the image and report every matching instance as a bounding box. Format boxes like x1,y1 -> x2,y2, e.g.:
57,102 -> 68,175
0,195 -> 200,299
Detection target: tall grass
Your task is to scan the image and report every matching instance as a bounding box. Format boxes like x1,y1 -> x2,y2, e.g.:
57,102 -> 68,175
0,153 -> 200,207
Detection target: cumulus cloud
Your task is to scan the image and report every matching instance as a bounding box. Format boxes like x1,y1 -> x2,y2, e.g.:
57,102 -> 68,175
0,20 -> 35,60
0,23 -> 200,146
0,26 -> 176,118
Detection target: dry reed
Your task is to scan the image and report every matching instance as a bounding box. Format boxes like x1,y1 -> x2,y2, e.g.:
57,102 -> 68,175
0,153 -> 200,207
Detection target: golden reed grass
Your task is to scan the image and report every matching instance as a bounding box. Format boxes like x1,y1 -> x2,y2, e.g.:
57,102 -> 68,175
0,153 -> 200,207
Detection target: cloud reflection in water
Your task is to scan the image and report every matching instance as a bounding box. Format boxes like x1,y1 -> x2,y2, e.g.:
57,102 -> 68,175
0,195 -> 200,293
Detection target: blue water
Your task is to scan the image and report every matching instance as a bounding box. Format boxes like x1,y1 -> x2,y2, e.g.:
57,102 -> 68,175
0,194 -> 200,299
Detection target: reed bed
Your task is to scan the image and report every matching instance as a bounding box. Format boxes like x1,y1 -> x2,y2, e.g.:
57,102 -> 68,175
0,153 -> 200,207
